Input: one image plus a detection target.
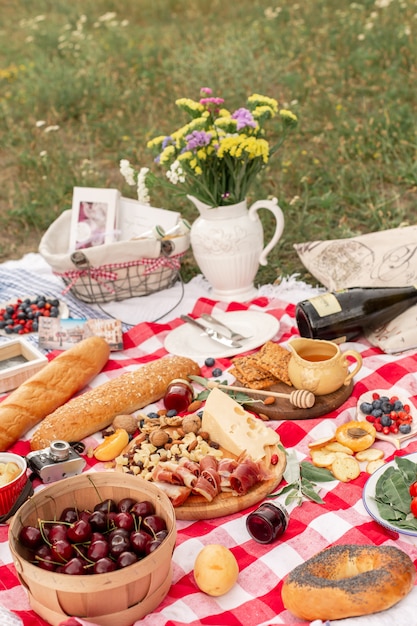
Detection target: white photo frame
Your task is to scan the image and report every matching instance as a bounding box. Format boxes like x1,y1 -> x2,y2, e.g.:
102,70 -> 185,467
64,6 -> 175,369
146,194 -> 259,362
69,187 -> 120,252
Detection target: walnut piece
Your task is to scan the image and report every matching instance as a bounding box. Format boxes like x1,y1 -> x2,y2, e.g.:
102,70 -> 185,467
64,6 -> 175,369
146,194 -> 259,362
182,414 -> 202,434
112,414 -> 138,435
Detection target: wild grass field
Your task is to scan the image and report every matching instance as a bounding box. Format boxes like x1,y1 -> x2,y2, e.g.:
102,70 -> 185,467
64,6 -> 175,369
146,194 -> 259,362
1,0 -> 416,285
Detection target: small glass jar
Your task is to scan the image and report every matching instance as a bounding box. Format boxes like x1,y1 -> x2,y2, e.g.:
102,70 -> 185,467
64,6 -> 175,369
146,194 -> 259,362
163,379 -> 194,413
246,502 -> 289,544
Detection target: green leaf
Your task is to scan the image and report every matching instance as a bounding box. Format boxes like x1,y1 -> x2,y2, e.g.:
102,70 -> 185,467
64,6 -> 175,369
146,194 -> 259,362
283,450 -> 301,484
268,482 -> 298,498
300,461 -> 334,482
300,478 -> 325,504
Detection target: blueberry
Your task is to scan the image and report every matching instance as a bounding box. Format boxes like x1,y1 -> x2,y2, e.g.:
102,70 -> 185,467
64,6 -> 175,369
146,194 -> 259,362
212,368 -> 223,377
379,396 -> 389,403
381,402 -> 393,413
147,412 -> 159,419
205,357 -> 215,367
371,409 -> 383,418
166,409 -> 177,417
380,414 -> 392,427
393,400 -> 404,411
399,423 -> 412,434
372,399 -> 382,410
360,402 -> 373,415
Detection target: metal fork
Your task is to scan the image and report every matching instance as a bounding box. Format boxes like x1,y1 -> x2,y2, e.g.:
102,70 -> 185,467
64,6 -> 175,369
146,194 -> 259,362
200,313 -> 252,342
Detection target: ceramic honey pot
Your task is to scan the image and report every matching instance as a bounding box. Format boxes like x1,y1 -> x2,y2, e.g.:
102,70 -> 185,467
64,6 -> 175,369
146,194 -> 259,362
287,337 -> 362,396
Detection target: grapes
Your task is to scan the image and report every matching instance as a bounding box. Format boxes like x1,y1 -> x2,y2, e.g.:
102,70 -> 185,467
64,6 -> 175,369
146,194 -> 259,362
18,497 -> 169,576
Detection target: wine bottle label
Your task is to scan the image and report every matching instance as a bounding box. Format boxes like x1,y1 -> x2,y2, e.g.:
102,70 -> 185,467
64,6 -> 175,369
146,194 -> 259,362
309,293 -> 342,317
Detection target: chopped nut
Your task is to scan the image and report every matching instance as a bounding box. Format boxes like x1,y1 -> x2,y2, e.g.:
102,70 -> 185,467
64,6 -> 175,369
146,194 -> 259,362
263,396 -> 276,405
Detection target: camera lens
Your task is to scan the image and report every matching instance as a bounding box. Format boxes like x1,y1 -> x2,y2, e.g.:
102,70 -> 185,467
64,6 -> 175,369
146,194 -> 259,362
49,440 -> 71,462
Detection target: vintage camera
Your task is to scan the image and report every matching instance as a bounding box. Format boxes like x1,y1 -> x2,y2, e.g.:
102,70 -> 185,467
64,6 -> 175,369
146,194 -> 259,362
26,440 -> 86,484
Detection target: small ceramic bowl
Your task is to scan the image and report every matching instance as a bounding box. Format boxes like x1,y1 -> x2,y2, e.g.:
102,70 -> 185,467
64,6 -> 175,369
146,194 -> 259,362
0,453 -> 28,517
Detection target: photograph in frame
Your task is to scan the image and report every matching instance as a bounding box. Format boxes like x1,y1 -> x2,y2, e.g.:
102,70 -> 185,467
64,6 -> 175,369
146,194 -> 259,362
69,187 -> 120,252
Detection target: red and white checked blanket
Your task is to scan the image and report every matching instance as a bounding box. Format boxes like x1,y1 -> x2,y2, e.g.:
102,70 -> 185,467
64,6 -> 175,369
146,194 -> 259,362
2,293 -> 417,626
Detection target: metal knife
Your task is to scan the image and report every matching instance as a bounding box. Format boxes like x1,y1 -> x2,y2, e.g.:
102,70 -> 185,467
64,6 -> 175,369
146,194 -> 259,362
180,315 -> 242,349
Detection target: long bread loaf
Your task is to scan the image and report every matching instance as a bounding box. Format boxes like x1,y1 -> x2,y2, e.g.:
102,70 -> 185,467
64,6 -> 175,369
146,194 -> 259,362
30,355 -> 200,450
0,336 -> 110,451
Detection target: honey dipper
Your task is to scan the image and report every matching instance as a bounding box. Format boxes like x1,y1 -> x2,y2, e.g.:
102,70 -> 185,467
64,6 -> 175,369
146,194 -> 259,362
206,381 -> 315,409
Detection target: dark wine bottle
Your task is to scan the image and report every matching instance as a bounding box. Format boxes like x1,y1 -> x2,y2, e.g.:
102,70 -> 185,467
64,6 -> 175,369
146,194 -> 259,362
295,286 -> 417,343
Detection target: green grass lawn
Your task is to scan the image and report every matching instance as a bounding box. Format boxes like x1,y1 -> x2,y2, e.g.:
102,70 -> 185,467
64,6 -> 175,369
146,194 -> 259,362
1,0 -> 416,285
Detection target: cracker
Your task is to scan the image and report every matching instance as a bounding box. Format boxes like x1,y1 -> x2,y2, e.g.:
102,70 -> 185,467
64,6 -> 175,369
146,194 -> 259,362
255,341 -> 292,386
355,448 -> 384,462
331,456 -> 361,482
366,459 -> 386,474
324,442 -> 354,456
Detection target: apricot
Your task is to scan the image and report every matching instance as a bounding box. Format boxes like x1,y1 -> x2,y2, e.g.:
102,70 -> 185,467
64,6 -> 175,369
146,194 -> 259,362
194,544 -> 239,596
335,420 -> 376,452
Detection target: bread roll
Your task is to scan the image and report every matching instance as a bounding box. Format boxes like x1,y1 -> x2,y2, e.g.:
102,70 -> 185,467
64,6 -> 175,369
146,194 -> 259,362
30,355 -> 200,450
0,336 -> 110,451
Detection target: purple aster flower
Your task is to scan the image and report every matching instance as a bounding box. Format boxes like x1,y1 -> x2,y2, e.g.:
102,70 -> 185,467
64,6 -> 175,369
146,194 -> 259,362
185,130 -> 212,151
162,135 -> 174,149
232,107 -> 257,130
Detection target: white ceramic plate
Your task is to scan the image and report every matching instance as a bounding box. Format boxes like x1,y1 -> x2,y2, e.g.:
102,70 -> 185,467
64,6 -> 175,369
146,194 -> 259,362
356,387 -> 417,449
164,311 -> 280,360
0,296 -> 69,336
362,452 -> 417,536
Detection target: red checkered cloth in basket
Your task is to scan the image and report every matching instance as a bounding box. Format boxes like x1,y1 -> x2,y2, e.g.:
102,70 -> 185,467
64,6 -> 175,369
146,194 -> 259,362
2,294 -> 417,626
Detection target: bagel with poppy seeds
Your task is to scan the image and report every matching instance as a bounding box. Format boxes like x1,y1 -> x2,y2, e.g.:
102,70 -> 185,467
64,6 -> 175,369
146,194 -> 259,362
281,544 -> 415,621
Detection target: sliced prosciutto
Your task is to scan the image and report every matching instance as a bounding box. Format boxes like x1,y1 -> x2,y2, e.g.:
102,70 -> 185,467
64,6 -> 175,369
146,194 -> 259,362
152,481 -> 192,507
192,474 -> 221,502
217,457 -> 239,491
151,461 -> 198,488
229,456 -> 271,496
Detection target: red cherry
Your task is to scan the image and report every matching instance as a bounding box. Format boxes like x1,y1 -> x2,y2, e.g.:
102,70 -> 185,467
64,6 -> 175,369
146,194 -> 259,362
117,551 -> 138,568
50,539 -> 74,563
114,512 -> 135,532
130,530 -> 151,556
117,497 -> 138,513
94,557 -> 117,574
87,539 -> 109,562
62,557 -> 86,575
19,526 -> 43,550
67,519 -> 92,544
131,501 -> 155,519
143,515 -> 167,536
88,510 -> 107,532
48,524 -> 68,544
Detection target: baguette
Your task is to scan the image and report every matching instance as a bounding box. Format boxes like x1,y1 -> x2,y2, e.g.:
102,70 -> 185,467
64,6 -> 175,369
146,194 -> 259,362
30,355 -> 201,450
0,336 -> 110,451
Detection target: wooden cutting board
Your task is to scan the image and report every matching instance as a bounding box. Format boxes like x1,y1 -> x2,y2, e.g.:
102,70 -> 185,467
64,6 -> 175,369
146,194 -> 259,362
175,443 -> 286,520
241,379 -> 354,421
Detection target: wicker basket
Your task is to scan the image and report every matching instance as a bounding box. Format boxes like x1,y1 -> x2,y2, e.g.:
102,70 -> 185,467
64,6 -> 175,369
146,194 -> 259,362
9,472 -> 176,626
39,210 -> 190,303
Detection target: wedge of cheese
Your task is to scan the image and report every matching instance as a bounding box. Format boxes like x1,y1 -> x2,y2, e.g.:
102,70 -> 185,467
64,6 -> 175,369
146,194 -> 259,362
202,387 -> 279,461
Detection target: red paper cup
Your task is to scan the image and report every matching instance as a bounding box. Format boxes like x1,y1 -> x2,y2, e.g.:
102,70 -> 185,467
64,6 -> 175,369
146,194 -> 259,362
0,453 -> 28,517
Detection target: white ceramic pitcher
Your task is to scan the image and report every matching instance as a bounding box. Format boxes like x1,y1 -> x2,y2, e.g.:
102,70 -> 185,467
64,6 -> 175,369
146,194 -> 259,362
188,195 -> 285,302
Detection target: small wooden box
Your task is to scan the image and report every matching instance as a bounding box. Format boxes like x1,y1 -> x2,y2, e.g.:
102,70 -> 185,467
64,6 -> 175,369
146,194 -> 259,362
0,339 -> 48,394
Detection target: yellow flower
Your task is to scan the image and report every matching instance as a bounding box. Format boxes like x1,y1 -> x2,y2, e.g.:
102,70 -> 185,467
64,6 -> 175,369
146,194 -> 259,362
159,145 -> 175,164
248,94 -> 278,114
147,135 -> 166,149
279,109 -> 298,126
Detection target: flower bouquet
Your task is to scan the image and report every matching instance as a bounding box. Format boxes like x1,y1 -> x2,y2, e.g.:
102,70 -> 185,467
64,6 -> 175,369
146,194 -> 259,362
120,88 -> 297,208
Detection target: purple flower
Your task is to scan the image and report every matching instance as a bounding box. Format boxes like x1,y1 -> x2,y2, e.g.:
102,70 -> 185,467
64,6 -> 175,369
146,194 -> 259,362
162,136 -> 174,149
184,130 -> 212,151
232,107 -> 257,130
